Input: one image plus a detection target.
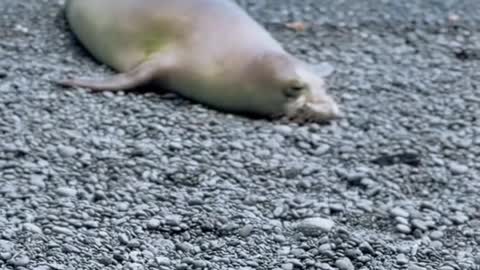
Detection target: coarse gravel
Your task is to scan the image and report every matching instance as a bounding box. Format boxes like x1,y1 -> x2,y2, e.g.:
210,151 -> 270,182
1,0 -> 480,269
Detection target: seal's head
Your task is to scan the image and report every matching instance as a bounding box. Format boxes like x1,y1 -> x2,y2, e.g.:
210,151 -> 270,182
250,52 -> 340,123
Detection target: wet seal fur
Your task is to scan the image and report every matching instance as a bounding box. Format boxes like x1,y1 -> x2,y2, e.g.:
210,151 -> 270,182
58,0 -> 341,123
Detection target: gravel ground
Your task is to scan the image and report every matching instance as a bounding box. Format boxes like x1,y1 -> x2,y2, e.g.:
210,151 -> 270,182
1,0 -> 480,269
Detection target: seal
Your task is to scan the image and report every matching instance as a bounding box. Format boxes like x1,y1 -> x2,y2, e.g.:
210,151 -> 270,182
58,0 -> 341,122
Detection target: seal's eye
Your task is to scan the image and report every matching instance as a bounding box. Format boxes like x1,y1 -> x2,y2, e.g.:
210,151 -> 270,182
284,81 -> 306,98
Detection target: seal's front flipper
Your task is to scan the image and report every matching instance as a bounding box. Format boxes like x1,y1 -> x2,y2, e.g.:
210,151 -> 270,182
56,55 -> 175,91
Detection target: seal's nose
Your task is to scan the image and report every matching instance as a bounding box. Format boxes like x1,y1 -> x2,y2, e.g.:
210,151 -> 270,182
303,97 -> 342,122
287,100 -> 341,124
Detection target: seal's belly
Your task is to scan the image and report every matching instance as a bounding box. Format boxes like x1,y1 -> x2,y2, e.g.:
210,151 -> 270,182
167,68 -> 276,116
163,68 -> 247,113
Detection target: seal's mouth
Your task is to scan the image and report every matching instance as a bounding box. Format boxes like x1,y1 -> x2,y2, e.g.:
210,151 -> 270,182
284,94 -> 341,124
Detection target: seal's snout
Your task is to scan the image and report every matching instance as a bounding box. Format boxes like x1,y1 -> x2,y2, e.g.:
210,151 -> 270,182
285,91 -> 342,124
297,95 -> 341,123
305,98 -> 342,121
278,60 -> 343,123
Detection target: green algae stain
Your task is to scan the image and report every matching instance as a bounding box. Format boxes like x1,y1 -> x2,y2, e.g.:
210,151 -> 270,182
143,36 -> 170,58
140,22 -> 177,60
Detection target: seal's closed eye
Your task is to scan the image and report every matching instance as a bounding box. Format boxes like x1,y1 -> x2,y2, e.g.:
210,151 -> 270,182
283,80 -> 306,98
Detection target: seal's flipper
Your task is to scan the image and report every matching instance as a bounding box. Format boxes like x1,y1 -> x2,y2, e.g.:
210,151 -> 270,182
56,56 -> 174,91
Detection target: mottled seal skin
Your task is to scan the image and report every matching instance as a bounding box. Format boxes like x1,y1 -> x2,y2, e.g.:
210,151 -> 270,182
59,0 -> 341,122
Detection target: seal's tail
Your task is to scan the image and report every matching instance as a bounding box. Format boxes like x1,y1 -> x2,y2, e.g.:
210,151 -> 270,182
54,75 -> 143,92
53,59 -> 163,91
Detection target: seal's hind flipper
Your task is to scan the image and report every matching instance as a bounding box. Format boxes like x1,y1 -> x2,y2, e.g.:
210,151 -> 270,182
56,61 -> 158,91
56,55 -> 174,91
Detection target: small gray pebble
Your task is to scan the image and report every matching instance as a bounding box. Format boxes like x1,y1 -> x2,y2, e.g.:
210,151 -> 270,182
155,239 -> 175,250
32,266 -> 51,270
30,174 -> 46,188
187,198 -> 203,205
0,240 -> 14,252
273,205 -> 284,217
192,260 -> 207,268
51,226 -> 74,236
319,243 -> 332,251
291,248 -> 304,257
156,256 -> 171,266
335,257 -> 354,270
318,263 -> 334,270
273,234 -> 286,243
390,207 -> 410,218
58,145 -> 78,157
286,259 -> 302,267
23,223 -> 42,234
315,144 -> 331,155
357,256 -> 371,263
346,171 -> 366,183
118,233 -> 129,244
181,257 -> 195,265
93,191 -> 107,201
448,162 -> 469,174
429,230 -> 444,240
98,256 -> 115,265
396,224 -> 412,234
397,245 -> 411,254
408,263 -> 426,270
55,187 -> 77,197
430,240 -> 443,249
83,220 -> 99,228
451,213 -> 469,224
274,125 -> 293,136
1,252 -> 12,260
329,203 -> 344,212
175,263 -> 188,270
238,224 -> 254,237
297,217 -> 335,235
117,202 -> 130,211
147,218 -> 161,229
10,254 -> 30,267
49,263 -> 64,270
359,242 -> 374,254
395,216 -> 409,225
176,242 -> 194,253
411,219 -> 427,231
397,254 -> 409,265
165,215 -> 182,226
128,239 -> 141,248
63,244 -> 80,253
128,262 -> 144,270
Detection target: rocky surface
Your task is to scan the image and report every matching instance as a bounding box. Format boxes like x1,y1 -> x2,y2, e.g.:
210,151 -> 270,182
0,0 -> 479,269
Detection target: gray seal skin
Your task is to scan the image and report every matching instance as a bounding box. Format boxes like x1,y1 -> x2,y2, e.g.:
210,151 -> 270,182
59,0 -> 341,122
